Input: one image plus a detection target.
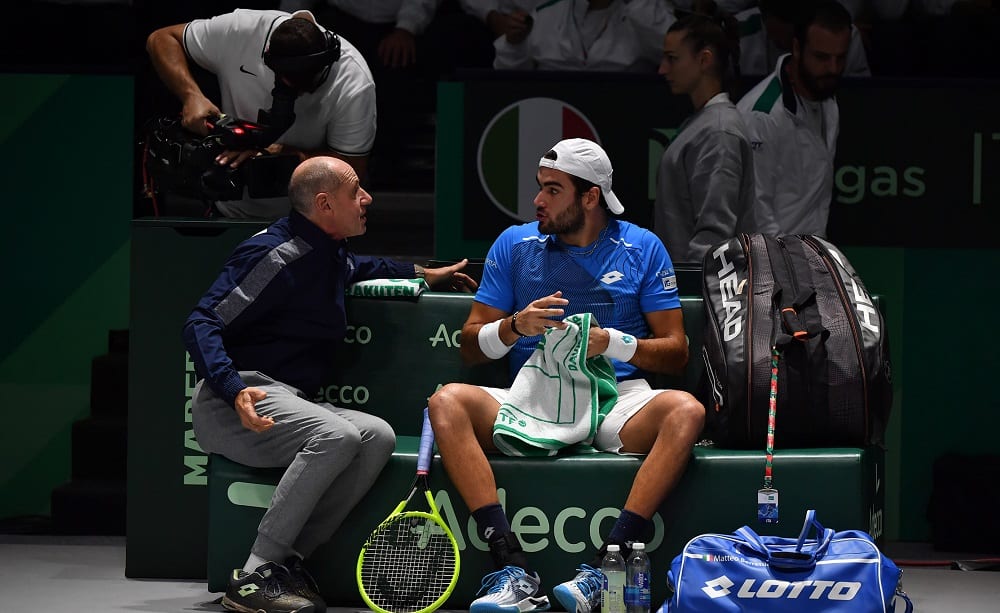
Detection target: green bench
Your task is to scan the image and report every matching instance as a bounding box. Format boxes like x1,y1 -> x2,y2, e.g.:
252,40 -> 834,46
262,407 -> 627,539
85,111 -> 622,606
206,293 -> 886,608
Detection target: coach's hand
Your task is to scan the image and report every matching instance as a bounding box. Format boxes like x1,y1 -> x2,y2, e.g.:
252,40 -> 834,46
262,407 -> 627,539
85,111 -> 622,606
423,259 -> 478,293
235,387 -> 275,433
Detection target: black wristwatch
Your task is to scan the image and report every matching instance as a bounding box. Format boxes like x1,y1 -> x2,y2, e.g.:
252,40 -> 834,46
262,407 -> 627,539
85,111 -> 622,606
510,310 -> 527,337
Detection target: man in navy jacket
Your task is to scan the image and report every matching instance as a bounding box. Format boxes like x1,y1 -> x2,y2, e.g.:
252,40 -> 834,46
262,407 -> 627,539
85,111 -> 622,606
183,156 -> 474,613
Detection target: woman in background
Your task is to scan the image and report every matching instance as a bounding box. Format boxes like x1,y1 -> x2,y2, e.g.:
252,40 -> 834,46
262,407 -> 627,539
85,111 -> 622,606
653,0 -> 755,265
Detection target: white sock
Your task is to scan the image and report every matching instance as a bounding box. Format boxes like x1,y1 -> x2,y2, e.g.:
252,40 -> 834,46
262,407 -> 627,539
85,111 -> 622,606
243,553 -> 268,573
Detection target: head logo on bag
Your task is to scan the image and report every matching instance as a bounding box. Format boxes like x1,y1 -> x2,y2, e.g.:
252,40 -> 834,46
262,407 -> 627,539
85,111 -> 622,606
710,242 -> 745,341
824,242 -> 881,335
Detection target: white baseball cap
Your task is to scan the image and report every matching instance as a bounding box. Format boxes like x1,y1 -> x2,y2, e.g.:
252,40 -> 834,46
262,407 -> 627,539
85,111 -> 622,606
538,138 -> 624,215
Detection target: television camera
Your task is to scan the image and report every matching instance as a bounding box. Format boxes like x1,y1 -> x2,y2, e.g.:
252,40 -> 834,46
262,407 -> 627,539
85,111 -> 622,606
142,111 -> 298,210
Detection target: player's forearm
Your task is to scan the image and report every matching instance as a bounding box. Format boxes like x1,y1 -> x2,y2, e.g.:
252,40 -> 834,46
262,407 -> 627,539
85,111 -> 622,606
628,337 -> 688,375
460,324 -> 493,364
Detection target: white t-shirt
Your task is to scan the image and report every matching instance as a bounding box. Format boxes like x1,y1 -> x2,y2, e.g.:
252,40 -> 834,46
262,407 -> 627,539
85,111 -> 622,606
459,0 -> 539,23
671,0 -> 755,12
578,5 -> 613,51
184,9 -> 376,156
493,0 -> 674,72
184,9 -> 377,217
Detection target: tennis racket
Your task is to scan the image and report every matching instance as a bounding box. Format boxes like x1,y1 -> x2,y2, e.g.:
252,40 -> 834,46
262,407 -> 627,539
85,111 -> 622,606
357,408 -> 461,613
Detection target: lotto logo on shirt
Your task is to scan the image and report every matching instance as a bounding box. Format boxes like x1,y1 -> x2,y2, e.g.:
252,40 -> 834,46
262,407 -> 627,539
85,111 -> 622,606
478,97 -> 601,221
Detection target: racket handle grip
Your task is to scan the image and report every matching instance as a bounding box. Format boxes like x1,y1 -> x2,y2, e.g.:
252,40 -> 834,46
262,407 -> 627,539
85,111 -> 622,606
417,407 -> 435,474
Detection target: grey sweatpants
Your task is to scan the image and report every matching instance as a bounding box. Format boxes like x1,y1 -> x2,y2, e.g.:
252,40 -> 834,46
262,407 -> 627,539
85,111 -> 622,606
192,371 -> 395,561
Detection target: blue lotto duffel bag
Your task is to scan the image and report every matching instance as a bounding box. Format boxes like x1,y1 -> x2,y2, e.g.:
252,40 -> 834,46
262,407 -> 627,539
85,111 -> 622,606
659,510 -> 913,613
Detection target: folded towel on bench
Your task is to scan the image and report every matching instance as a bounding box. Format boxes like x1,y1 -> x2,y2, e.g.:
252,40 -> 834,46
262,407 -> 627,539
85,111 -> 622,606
345,278 -> 428,298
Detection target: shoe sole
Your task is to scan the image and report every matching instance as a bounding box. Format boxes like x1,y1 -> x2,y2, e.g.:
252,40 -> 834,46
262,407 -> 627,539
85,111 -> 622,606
221,595 -> 314,613
471,595 -> 552,613
552,585 -> 592,613
221,596 -> 265,613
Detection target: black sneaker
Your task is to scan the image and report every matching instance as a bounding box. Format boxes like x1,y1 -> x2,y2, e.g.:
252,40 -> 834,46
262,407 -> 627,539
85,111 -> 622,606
222,561 -> 315,613
285,557 -> 327,613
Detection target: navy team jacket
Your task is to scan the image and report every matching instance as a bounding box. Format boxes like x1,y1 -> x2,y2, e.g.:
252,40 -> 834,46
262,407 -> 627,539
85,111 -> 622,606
182,210 -> 415,407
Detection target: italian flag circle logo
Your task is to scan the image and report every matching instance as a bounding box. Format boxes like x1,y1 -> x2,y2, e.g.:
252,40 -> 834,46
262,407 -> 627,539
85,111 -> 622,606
477,98 -> 601,221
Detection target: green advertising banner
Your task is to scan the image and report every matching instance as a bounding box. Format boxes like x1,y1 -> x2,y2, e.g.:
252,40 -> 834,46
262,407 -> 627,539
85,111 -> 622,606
435,75 -> 1000,259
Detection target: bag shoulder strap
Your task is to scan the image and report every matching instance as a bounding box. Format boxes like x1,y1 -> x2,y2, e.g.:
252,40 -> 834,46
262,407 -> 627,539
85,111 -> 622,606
734,525 -> 770,559
763,235 -> 826,347
795,508 -> 835,558
896,587 -> 914,613
735,510 -> 835,571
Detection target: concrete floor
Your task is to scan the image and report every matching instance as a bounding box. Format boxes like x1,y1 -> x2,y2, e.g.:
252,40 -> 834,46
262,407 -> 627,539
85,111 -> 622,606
1,535 -> 998,613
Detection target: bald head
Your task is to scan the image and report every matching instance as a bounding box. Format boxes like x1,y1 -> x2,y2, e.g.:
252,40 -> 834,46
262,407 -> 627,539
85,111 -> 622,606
288,156 -> 356,215
288,156 -> 372,239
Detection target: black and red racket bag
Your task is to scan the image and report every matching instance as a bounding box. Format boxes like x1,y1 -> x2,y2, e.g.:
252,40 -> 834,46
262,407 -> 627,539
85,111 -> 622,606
700,233 -> 892,448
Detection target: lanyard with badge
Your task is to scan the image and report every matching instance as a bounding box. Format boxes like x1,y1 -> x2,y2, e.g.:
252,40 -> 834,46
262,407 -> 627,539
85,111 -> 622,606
757,347 -> 780,525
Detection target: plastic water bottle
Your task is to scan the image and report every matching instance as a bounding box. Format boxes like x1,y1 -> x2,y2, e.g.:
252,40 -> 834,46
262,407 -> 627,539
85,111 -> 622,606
625,542 -> 651,613
601,544 -> 626,613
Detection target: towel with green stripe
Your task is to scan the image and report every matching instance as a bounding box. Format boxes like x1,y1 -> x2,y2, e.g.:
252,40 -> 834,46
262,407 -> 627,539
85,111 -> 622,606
345,278 -> 428,298
492,312 -> 619,457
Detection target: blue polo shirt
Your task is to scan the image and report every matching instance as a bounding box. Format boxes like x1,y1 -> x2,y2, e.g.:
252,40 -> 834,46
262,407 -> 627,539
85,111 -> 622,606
475,219 -> 680,382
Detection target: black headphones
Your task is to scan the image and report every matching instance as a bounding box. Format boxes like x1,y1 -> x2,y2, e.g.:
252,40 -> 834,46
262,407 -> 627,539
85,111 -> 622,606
263,28 -> 341,75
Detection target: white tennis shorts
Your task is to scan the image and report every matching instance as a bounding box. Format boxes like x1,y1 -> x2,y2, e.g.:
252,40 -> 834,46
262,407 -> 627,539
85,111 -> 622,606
481,379 -> 662,454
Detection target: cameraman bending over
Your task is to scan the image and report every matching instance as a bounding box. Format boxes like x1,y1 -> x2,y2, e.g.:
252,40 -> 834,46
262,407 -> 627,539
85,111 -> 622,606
147,8 -> 375,219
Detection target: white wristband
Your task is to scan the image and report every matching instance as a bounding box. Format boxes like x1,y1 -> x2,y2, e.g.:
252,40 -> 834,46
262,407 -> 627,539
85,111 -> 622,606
603,327 -> 638,363
478,318 -> 514,360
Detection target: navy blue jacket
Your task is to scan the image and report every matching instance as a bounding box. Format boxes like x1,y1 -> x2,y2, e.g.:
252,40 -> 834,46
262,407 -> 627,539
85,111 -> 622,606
182,210 -> 415,406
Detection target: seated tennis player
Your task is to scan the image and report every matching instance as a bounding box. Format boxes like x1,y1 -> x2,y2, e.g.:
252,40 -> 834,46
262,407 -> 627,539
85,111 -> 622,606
427,138 -> 705,613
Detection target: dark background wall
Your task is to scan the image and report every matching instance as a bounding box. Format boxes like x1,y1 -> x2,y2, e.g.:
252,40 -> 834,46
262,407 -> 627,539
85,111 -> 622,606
0,73 -> 133,522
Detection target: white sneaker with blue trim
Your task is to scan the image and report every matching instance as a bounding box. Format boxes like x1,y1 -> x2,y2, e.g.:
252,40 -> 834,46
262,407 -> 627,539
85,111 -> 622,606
470,565 -> 550,613
553,565 -> 604,613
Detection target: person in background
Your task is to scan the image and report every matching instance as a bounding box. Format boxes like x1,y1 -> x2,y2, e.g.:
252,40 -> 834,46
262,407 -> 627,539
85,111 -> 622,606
735,0 -> 870,77
460,0 -> 538,48
147,8 -> 378,219
279,1 -> 498,189
737,0 -> 852,237
653,0 -> 755,264
492,0 -> 677,72
279,0 -> 442,70
672,0 -> 754,12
